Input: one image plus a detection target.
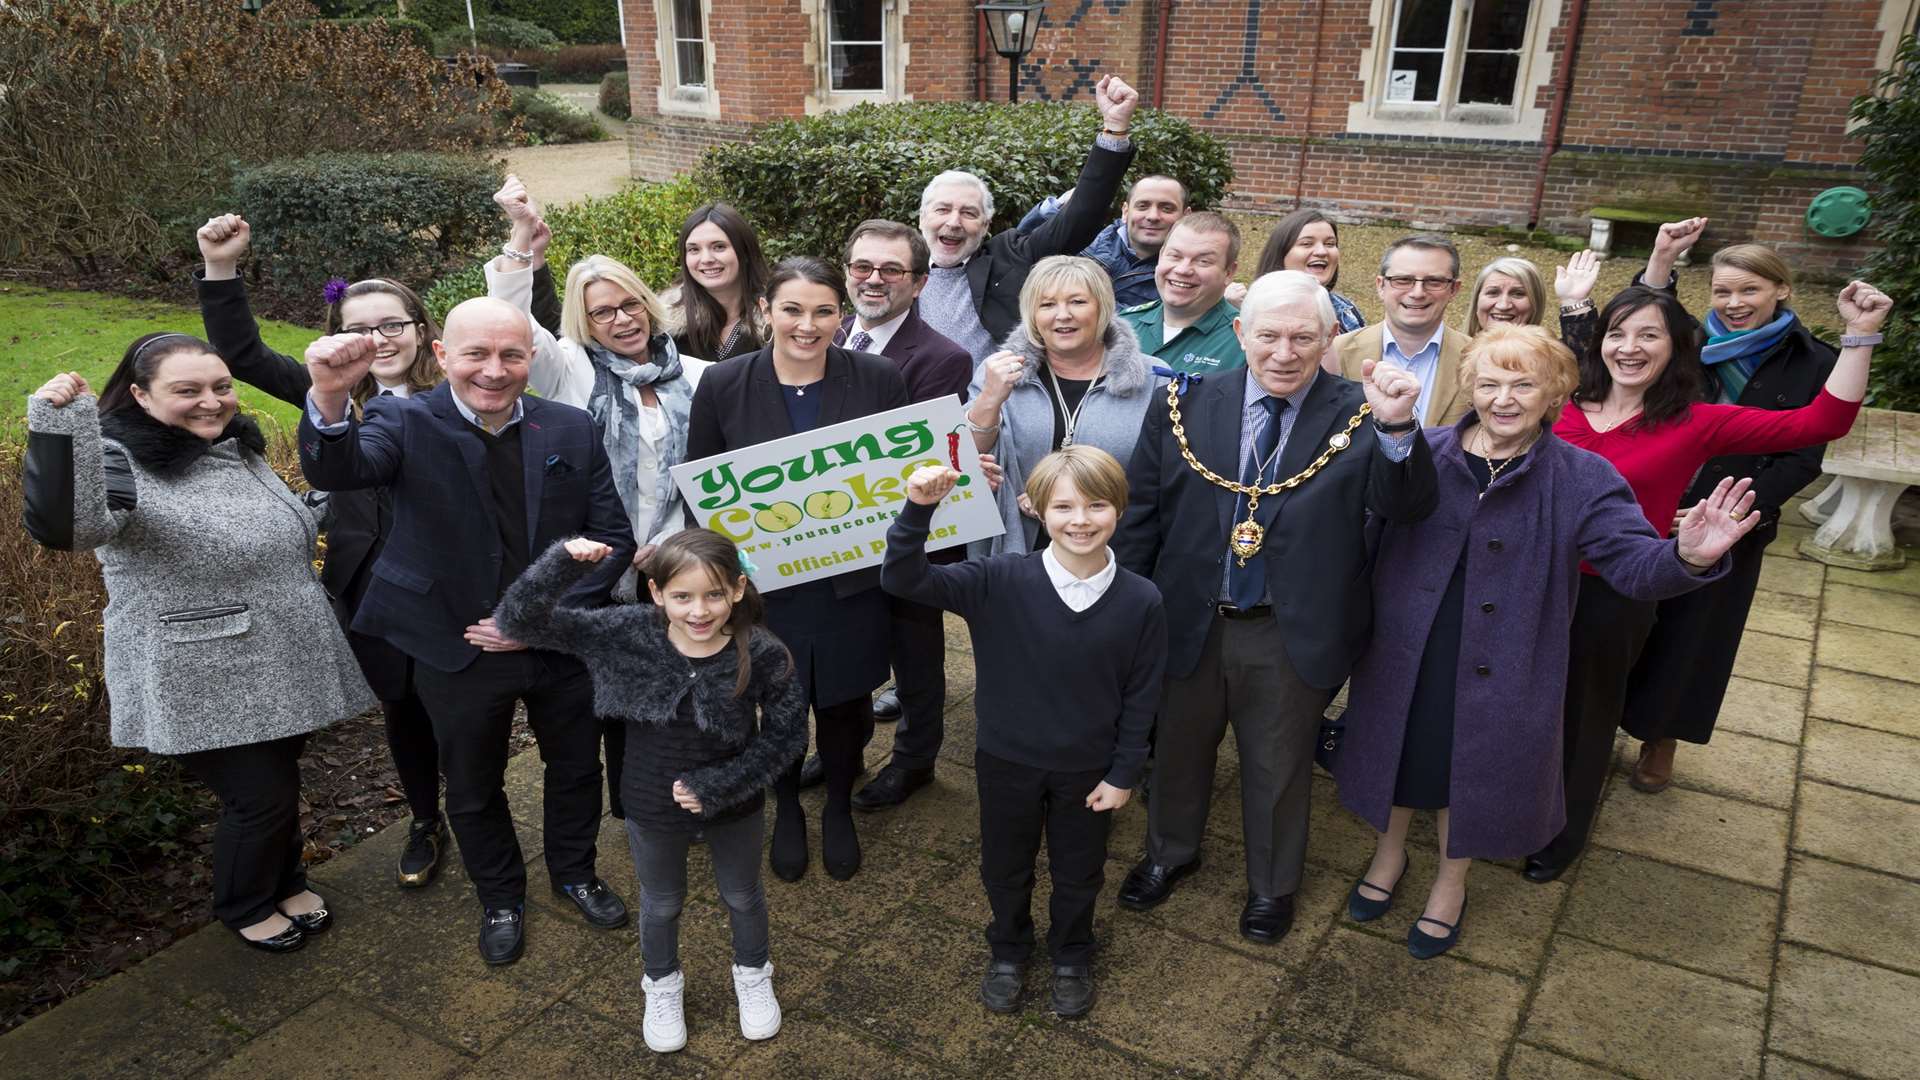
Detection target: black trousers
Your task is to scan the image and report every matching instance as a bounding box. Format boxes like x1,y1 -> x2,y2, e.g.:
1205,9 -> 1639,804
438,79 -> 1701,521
1536,575 -> 1658,866
172,733 -> 309,931
381,689 -> 442,822
882,595 -> 947,771
1624,528 -> 1770,745
976,749 -> 1111,967
413,649 -> 603,907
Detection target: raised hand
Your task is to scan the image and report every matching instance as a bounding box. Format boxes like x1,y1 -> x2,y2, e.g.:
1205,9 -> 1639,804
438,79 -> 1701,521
906,464 -> 960,506
564,537 -> 613,562
1095,74 -> 1140,133
1085,781 -> 1131,812
1675,476 -> 1761,570
527,215 -> 553,261
197,213 -> 251,281
1555,250 -> 1601,305
493,174 -> 538,222
1223,281 -> 1249,306
1837,280 -> 1892,335
978,350 -> 1025,406
1646,217 -> 1708,286
305,332 -> 376,423
33,372 -> 91,407
1361,358 -> 1421,428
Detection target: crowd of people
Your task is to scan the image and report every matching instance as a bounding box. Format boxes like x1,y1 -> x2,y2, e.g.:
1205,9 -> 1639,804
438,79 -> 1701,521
19,69 -> 1897,1049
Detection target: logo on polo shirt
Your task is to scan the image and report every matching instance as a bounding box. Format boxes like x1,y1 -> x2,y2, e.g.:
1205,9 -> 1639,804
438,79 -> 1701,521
1181,351 -> 1228,371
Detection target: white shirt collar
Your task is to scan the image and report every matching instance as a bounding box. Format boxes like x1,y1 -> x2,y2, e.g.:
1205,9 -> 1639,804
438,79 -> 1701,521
849,306 -> 913,354
448,387 -> 524,434
374,380 -> 411,399
1041,545 -> 1118,613
1383,320 -> 1447,363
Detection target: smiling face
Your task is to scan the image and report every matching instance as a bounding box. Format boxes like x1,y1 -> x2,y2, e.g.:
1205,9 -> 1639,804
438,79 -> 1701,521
845,233 -> 921,324
919,181 -> 989,267
582,278 -> 651,355
648,563 -> 744,650
1469,353 -> 1554,442
684,221 -> 741,294
1599,303 -> 1673,394
1282,221 -> 1341,287
1474,272 -> 1533,330
1238,302 -> 1329,399
763,279 -> 841,365
1040,471 -> 1118,561
434,300 -> 531,425
1033,282 -> 1101,358
338,292 -> 422,384
1155,223 -> 1236,316
1122,178 -> 1187,255
130,350 -> 238,440
1710,266 -> 1790,332
1376,245 -> 1460,338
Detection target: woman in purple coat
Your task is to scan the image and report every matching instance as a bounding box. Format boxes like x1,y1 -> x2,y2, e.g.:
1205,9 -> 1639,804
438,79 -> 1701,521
1333,325 -> 1760,959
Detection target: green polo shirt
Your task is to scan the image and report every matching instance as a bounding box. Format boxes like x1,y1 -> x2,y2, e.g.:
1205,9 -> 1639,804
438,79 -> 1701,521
1120,297 -> 1245,375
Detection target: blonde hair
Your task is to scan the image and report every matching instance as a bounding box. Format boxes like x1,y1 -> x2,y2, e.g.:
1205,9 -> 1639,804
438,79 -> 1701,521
1458,324 -> 1578,426
1464,257 -> 1547,337
561,255 -> 668,350
1710,244 -> 1793,290
1024,444 -> 1129,515
1020,255 -> 1115,349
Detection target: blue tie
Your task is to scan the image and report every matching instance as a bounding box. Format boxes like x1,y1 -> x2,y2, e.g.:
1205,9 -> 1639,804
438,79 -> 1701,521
1227,396 -> 1286,609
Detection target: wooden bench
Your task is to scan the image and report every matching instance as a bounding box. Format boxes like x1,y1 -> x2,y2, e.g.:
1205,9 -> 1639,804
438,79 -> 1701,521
1797,407 -> 1920,570
1588,204 -> 1705,263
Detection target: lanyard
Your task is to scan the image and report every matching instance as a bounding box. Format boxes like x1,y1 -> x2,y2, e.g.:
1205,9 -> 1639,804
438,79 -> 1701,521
1046,364 -> 1104,447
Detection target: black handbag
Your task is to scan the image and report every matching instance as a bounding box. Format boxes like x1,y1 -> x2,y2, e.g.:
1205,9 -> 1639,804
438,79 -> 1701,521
1314,718 -> 1345,773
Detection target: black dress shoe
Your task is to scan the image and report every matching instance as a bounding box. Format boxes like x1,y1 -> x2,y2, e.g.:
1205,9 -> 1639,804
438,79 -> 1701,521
552,878 -> 629,929
279,901 -> 333,935
851,764 -> 934,812
797,753 -> 826,790
1522,857 -> 1568,884
397,816 -> 447,888
1240,892 -> 1295,944
235,921 -> 306,954
1116,855 -> 1201,911
479,905 -> 524,966
1050,965 -> 1095,1018
979,959 -> 1026,1013
872,688 -> 902,721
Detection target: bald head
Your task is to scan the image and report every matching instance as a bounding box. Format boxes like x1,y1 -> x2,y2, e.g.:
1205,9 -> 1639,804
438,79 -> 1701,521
433,296 -> 533,428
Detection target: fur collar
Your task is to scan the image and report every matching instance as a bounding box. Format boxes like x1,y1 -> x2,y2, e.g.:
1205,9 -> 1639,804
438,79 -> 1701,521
100,407 -> 265,475
997,316 -> 1152,397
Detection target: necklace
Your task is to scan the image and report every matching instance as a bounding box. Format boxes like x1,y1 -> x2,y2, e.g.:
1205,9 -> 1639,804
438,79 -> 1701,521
1162,380 -> 1369,567
1046,362 -> 1104,447
1473,427 -> 1537,498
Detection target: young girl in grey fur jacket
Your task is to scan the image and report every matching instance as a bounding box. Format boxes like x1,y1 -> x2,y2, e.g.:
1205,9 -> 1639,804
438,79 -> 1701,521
493,529 -> 806,1054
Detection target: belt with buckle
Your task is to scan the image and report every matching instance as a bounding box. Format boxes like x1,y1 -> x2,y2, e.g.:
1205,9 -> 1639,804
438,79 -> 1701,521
1214,602 -> 1273,620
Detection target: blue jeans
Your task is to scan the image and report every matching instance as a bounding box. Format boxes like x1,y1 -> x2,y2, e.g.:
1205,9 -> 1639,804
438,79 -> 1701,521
624,812 -> 769,979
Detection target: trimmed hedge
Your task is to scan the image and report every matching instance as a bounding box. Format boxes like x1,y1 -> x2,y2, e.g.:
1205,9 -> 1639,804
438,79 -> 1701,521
697,100 -> 1235,261
508,88 -> 608,145
1853,33 -> 1920,412
407,0 -> 620,44
599,72 -> 632,120
232,152 -> 504,300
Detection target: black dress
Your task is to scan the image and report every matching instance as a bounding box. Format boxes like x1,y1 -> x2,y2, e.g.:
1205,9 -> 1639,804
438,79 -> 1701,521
1392,452 -> 1497,809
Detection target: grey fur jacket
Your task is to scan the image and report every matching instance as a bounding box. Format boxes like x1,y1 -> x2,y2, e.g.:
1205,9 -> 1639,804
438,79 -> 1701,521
493,542 -> 807,817
23,396 -> 373,755
967,316 -> 1157,554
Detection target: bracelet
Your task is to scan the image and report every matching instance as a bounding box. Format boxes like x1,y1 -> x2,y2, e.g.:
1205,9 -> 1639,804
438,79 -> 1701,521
1559,299 -> 1594,315
1372,416 -> 1418,434
1101,127 -> 1129,139
965,417 -> 999,436
1840,332 -> 1883,348
501,244 -> 534,263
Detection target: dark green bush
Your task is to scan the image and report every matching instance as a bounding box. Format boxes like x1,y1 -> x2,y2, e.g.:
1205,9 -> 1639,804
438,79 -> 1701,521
600,71 -> 632,120
408,0 -> 620,43
507,88 -> 609,145
697,100 -> 1235,261
1852,34 -> 1920,412
324,14 -> 433,53
433,15 -> 557,53
232,151 -> 504,299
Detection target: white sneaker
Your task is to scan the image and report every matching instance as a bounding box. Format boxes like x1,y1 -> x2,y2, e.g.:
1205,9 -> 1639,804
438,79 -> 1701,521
641,969 -> 687,1053
731,961 -> 782,1040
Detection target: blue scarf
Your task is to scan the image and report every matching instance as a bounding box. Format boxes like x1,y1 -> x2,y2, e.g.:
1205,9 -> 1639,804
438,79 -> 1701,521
583,335 -> 692,544
1702,308 -> 1796,403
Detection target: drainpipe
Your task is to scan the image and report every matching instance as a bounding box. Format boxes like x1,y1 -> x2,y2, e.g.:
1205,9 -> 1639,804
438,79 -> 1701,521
1292,0 -> 1329,206
1152,0 -> 1174,108
976,11 -> 988,101
1527,0 -> 1589,229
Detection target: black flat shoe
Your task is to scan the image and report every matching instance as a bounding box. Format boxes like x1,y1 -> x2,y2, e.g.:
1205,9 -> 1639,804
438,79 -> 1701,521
1116,856 -> 1201,911
979,960 -> 1026,1014
552,878 -> 629,929
279,902 -> 333,935
872,688 -> 902,721
1407,899 -> 1467,960
850,763 -> 933,812
1347,856 -> 1409,923
397,816 -> 448,888
236,922 -> 306,954
1522,856 -> 1568,884
479,905 -> 525,966
1050,965 -> 1094,1018
797,753 -> 826,790
1240,892 -> 1295,944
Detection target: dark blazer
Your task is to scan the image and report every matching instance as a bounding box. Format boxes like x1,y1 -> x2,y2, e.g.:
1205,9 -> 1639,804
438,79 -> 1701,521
298,384 -> 634,673
1116,370 -> 1440,687
970,141 -> 1136,344
837,309 -> 972,405
685,345 -> 910,598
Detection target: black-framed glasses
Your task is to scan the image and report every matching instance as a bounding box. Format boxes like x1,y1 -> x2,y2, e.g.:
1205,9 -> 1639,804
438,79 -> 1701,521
343,319 -> 421,339
587,299 -> 650,325
846,261 -> 913,283
1381,275 -> 1457,291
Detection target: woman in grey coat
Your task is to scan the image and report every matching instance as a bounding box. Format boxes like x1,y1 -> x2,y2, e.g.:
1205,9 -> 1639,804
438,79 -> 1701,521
23,334 -> 373,954
966,255 -> 1156,555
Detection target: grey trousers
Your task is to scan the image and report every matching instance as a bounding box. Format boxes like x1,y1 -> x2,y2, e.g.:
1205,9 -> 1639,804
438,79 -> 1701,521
1146,612 -> 1330,898
624,812 -> 770,980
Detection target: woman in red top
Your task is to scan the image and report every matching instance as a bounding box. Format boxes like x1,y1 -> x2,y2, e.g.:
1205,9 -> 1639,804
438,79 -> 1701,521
1523,279 -> 1891,882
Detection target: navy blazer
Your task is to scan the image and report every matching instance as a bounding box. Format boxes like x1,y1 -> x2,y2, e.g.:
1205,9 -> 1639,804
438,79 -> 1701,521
837,309 -> 972,406
1116,371 -> 1440,687
298,384 -> 635,673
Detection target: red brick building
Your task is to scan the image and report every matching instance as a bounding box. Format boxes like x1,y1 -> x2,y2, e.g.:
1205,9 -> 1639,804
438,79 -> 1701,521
618,0 -> 1917,271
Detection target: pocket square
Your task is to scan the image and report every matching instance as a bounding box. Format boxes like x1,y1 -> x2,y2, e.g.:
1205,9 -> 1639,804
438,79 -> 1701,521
544,454 -> 574,476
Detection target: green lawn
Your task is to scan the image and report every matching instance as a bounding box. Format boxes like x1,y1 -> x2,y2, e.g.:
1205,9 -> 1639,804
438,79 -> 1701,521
1,283 -> 317,431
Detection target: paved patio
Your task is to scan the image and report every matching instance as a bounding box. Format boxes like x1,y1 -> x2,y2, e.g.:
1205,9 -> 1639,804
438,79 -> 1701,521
4,491 -> 1917,1079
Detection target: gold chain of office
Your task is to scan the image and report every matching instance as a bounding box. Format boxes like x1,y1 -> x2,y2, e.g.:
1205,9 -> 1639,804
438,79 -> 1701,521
1163,378 -> 1372,567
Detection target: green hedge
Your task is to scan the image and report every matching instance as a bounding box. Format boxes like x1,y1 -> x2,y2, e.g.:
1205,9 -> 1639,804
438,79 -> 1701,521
599,72 -> 631,120
232,152 -> 504,300
508,88 -> 608,145
1853,34 -> 1920,412
406,0 -> 620,43
697,100 -> 1235,262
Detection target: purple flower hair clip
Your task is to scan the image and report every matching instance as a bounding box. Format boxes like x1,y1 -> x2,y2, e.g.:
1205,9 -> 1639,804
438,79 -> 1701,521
323,277 -> 350,305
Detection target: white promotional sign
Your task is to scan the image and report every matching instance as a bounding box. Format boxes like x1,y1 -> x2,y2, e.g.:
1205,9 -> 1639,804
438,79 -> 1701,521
669,395 -> 1004,592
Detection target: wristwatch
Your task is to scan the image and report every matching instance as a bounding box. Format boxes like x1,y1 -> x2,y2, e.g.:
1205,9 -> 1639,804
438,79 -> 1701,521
1840,332 -> 1883,348
1373,416 -> 1418,434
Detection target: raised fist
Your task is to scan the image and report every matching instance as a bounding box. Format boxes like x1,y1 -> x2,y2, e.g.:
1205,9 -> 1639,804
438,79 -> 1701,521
305,332 -> 377,398
493,174 -> 538,222
906,465 -> 960,506
1095,74 -> 1140,132
197,214 -> 251,279
33,371 -> 91,408
1361,357 -> 1421,428
1837,280 -> 1892,336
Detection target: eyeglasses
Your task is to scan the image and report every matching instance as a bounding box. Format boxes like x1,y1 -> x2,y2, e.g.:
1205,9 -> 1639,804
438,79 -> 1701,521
846,261 -> 913,283
1382,275 -> 1458,291
343,319 -> 421,339
587,299 -> 650,325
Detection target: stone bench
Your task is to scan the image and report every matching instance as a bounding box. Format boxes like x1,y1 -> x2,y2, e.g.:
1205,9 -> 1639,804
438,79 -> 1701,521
1588,204 -> 1704,263
1798,407 -> 1920,570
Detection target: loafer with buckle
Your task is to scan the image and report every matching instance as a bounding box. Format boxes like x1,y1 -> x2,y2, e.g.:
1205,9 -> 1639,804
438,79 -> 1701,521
553,877 -> 629,929
1116,855 -> 1200,911
851,763 -> 933,812
397,816 -> 448,888
872,688 -> 902,721
279,900 -> 334,935
479,905 -> 525,966
235,921 -> 306,954
1050,964 -> 1095,1018
1240,892 -> 1295,944
979,959 -> 1026,1014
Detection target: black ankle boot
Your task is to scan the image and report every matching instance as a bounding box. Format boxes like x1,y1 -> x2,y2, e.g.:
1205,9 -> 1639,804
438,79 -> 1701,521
771,800 -> 808,882
822,804 -> 861,881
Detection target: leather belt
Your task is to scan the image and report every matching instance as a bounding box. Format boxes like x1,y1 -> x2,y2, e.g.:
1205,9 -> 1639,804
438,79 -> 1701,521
1214,602 -> 1273,620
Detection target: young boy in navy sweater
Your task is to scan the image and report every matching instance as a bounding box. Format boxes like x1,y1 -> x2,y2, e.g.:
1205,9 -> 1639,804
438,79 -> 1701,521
881,446 -> 1167,1019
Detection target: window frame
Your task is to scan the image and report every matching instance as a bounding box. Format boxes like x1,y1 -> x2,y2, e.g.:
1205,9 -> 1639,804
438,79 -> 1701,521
1347,0 -> 1560,141
807,0 -> 909,112
652,0 -> 720,118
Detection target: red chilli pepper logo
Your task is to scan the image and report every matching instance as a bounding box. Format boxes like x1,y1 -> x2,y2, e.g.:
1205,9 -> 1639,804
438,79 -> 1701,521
946,427 -> 963,471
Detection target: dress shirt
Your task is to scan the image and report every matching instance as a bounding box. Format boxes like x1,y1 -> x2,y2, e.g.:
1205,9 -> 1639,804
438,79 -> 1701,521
837,305 -> 912,355
306,387 -> 523,435
1379,321 -> 1446,426
1041,544 -> 1118,612
373,381 -> 411,399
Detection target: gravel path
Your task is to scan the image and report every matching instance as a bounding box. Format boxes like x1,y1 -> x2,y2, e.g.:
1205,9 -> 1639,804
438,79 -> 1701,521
503,83 -> 632,206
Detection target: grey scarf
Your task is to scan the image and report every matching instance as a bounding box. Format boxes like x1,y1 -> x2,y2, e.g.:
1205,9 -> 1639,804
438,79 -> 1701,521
583,334 -> 692,543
